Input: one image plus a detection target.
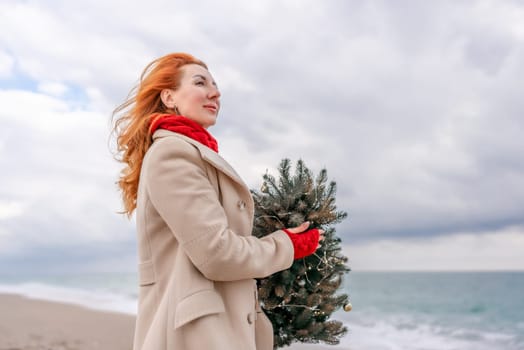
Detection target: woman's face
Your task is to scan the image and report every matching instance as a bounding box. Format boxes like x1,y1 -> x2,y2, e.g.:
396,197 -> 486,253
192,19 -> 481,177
162,64 -> 221,129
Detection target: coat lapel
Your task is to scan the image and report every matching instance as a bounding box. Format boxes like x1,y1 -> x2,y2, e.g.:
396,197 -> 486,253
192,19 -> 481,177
152,130 -> 247,187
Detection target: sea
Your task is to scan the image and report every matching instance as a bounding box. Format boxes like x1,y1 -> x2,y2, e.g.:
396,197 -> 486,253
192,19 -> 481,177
0,271 -> 523,350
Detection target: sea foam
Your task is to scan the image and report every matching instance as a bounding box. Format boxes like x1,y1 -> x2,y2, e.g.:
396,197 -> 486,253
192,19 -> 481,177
0,281 -> 137,315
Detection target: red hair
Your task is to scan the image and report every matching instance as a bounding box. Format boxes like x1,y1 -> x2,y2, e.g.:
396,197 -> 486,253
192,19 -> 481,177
112,53 -> 207,216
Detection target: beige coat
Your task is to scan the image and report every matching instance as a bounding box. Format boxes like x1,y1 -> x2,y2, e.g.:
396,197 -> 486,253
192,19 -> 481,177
133,130 -> 294,350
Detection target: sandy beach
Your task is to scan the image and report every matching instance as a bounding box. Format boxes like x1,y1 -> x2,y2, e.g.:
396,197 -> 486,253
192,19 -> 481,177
0,293 -> 135,349
0,293 -> 343,350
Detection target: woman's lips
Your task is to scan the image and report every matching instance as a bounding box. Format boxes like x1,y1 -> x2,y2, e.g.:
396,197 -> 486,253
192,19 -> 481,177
204,105 -> 218,113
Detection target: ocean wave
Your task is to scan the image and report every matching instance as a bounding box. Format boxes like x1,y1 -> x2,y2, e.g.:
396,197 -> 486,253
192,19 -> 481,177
340,314 -> 521,350
1,272 -> 523,350
0,281 -> 137,315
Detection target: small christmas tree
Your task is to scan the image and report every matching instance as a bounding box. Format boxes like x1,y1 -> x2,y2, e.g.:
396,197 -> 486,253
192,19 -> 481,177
252,159 -> 350,348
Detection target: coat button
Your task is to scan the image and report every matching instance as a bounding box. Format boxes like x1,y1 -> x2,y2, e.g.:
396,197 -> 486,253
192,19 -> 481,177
237,200 -> 246,210
247,312 -> 255,324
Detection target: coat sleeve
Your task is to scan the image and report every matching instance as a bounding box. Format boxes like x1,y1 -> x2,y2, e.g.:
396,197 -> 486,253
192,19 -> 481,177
145,137 -> 294,281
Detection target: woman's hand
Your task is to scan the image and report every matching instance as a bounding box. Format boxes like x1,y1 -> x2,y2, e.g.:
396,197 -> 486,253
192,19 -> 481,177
283,221 -> 325,259
285,221 -> 325,245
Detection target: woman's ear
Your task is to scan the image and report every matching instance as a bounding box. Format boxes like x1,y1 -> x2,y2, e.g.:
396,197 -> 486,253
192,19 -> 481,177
160,89 -> 175,108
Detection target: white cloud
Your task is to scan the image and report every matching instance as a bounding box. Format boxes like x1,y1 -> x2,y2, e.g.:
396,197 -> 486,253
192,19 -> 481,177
346,226 -> 524,271
0,200 -> 24,220
0,88 -> 130,257
212,65 -> 257,93
37,81 -> 69,97
0,50 -> 14,78
0,90 -> 101,132
0,0 -> 523,271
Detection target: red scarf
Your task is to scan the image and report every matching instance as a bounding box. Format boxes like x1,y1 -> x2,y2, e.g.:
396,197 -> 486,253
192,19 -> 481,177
150,114 -> 219,153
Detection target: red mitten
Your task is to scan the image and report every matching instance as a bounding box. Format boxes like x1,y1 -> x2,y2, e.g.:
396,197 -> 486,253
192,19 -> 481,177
283,228 -> 320,260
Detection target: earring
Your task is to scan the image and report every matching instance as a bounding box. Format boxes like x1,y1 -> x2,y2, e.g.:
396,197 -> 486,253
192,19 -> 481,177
173,105 -> 180,115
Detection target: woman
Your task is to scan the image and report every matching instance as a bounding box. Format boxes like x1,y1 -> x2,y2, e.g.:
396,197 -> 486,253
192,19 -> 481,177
113,53 -> 322,350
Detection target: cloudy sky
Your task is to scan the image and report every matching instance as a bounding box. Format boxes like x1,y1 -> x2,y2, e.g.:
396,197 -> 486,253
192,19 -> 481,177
0,0 -> 523,273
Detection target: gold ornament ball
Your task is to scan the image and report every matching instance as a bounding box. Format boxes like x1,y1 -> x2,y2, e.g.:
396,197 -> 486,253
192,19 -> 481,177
343,303 -> 352,312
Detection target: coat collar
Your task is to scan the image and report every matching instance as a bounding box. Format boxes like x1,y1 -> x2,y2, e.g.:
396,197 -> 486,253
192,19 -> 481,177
152,129 -> 246,187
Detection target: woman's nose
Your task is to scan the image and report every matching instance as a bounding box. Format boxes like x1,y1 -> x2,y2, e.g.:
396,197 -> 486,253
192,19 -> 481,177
209,86 -> 221,99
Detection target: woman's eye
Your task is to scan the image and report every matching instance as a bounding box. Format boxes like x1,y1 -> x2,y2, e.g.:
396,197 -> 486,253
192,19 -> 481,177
195,81 -> 205,86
